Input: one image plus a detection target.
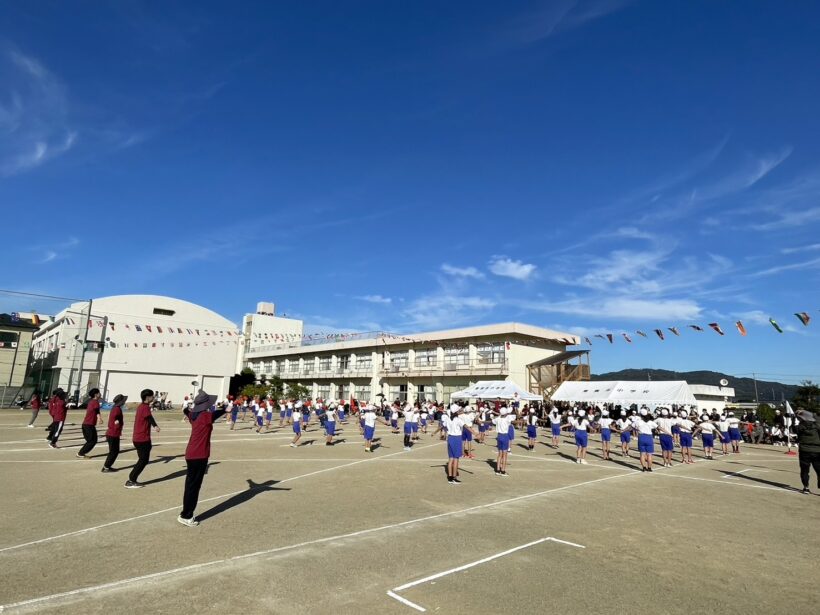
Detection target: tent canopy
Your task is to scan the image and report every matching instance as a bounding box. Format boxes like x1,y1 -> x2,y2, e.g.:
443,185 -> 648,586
451,380 -> 541,401
550,380 -> 697,406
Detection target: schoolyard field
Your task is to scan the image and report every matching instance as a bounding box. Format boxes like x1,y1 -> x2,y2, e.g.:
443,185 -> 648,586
0,408 -> 817,615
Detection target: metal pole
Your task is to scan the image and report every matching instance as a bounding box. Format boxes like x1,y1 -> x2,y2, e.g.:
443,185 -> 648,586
7,331 -> 21,387
753,372 -> 759,404
75,299 -> 93,401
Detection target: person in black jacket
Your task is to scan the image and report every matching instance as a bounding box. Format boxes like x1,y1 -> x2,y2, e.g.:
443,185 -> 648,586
794,409 -> 820,494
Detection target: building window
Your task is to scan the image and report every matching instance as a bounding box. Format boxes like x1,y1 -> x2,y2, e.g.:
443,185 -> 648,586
442,383 -> 469,403
444,346 -> 468,367
355,355 -> 372,370
417,384 -> 436,402
338,355 -> 350,371
303,358 -> 314,374
353,384 -> 371,401
262,361 -> 272,375
390,384 -> 408,403
337,384 -> 349,400
389,351 -> 408,369
270,360 -> 278,375
319,356 -> 331,372
152,308 -> 175,316
476,342 -> 505,364
287,360 -> 299,374
317,386 -> 330,401
415,348 -> 437,367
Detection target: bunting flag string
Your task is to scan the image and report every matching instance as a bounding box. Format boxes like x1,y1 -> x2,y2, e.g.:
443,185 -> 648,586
769,318 -> 783,333
736,321 -> 747,336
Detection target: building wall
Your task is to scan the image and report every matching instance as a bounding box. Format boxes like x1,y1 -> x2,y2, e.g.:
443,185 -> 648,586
32,295 -> 239,402
237,313 -> 304,372
0,327 -> 34,388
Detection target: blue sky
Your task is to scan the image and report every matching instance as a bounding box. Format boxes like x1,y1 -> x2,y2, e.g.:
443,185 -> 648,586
2,1 -> 819,383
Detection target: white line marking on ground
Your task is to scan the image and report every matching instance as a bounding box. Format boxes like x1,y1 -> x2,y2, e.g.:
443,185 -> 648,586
0,473 -> 629,612
722,468 -> 768,479
656,473 -> 793,493
0,443 -> 438,554
387,536 -> 583,611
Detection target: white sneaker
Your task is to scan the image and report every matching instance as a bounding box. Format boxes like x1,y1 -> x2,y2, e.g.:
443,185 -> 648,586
576,459 -> 581,464
177,515 -> 199,528
289,443 -> 297,448
580,459 -> 588,465
26,424 -> 34,428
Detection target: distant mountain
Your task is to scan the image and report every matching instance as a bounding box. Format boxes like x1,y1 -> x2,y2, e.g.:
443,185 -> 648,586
591,369 -> 798,403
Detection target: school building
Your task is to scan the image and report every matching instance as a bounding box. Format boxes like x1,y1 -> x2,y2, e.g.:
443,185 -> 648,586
242,322 -> 585,404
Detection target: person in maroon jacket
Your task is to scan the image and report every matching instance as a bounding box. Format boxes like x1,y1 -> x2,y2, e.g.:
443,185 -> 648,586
26,390 -> 42,428
102,394 -> 127,473
47,389 -> 67,449
178,390 -> 226,527
77,388 -> 104,458
45,389 -> 58,436
125,389 -> 160,489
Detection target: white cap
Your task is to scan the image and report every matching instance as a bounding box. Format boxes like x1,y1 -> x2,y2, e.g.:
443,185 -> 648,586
602,410 -> 609,416
578,409 -> 586,417
529,408 -> 536,413
661,408 -> 669,416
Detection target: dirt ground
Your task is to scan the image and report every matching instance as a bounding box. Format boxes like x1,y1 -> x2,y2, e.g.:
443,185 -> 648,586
0,407 -> 817,614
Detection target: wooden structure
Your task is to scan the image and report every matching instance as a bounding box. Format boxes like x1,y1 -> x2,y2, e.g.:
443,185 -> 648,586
527,350 -> 590,398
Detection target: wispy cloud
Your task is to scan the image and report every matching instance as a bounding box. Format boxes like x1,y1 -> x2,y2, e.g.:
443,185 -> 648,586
488,256 -> 537,281
0,47 -> 77,176
502,0 -> 633,46
440,263 -> 484,279
356,294 -> 392,305
403,295 -> 495,330
752,256 -> 820,277
519,297 -> 703,321
750,206 -> 820,231
782,243 -> 820,254
31,236 -> 79,264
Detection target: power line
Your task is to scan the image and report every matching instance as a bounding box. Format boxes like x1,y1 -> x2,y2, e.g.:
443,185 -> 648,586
0,289 -> 88,302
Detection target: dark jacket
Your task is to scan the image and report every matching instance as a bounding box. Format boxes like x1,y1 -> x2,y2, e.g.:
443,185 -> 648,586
795,420 -> 820,454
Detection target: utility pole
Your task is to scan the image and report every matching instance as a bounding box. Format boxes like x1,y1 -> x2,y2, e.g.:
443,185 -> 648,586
75,299 -> 93,402
752,372 -> 759,404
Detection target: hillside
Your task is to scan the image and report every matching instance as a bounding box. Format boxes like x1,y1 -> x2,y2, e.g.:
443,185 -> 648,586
591,369 -> 798,403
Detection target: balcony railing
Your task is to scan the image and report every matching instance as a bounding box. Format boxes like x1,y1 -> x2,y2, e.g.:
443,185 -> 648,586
380,358 -> 509,376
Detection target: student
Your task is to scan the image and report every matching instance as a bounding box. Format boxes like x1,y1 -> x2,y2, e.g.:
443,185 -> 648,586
526,408 -> 539,451
655,409 -> 675,467
265,399 -> 274,430
634,410 -> 658,472
726,412 -> 742,454
716,414 -> 731,456
794,409 -> 820,494
290,404 -> 303,447
324,403 -> 337,446
390,404 -> 400,434
693,415 -> 718,460
102,394 -> 127,472
549,407 -> 562,448
616,413 -> 633,457
77,388 -> 104,458
279,400 -> 287,427
598,410 -> 613,460
491,407 -> 515,475
179,391 -> 227,527
26,390 -> 42,428
402,405 -> 415,451
229,398 -> 239,430
462,405 -> 476,458
125,389 -> 160,488
47,388 -> 68,449
671,410 -> 681,446
420,405 -> 429,434
446,407 -> 476,484
677,411 -> 696,464
570,410 -> 591,464
410,402 -> 421,441
337,400 -> 347,424
363,404 -> 387,452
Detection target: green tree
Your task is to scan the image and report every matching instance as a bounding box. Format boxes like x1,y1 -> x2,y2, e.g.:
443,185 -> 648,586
756,403 -> 775,425
286,383 -> 311,400
240,384 -> 270,399
268,375 -> 284,400
229,367 -> 256,397
791,380 -> 820,413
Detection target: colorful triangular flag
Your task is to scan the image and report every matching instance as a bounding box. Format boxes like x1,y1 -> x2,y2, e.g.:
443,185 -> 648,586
636,330 -> 648,337
622,333 -> 632,343
708,322 -> 724,335
584,337 -> 592,345
769,318 -> 783,333
654,329 -> 665,340
668,327 -> 680,336
606,334 -> 614,344
795,312 -> 811,326
689,325 -> 704,332
735,321 -> 747,336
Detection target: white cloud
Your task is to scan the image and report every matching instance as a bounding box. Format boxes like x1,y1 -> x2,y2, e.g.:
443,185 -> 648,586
356,295 -> 392,305
0,48 -> 77,176
488,256 -> 537,281
403,295 -> 495,330
751,206 -> 820,231
752,256 -> 820,277
440,264 -> 484,279
782,243 -> 820,254
520,297 -> 703,321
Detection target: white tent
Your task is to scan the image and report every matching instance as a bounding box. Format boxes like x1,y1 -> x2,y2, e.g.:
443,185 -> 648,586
550,380 -> 698,407
451,380 -> 542,401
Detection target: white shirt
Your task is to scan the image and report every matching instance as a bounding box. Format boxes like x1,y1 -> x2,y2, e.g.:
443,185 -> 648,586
599,417 -> 613,429
325,407 -> 336,422
717,419 -> 730,431
447,415 -> 466,433
656,417 -> 674,435
292,409 -> 302,422
727,417 -> 740,430
363,410 -> 377,428
571,418 -> 590,431
635,419 -> 657,435
699,421 -> 717,434
527,414 -> 539,427
492,414 -> 513,433
616,418 -> 631,431
678,418 -> 694,432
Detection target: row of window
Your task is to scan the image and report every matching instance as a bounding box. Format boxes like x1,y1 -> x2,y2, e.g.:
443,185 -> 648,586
248,344 -> 506,376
